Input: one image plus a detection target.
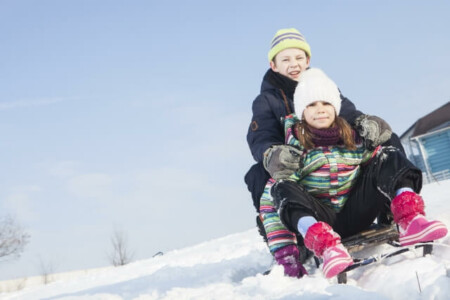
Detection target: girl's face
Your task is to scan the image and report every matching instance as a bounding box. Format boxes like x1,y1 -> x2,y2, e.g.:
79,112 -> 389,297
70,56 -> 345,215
270,48 -> 310,81
303,101 -> 336,129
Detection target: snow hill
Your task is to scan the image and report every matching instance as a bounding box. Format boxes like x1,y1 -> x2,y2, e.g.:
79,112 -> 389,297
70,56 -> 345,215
2,180 -> 450,300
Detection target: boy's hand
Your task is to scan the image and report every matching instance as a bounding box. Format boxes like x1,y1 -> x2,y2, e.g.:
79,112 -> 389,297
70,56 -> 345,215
263,145 -> 303,180
355,114 -> 392,150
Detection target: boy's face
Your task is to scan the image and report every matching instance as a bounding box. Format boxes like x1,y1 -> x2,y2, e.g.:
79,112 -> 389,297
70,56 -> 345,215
303,101 -> 336,129
270,48 -> 310,81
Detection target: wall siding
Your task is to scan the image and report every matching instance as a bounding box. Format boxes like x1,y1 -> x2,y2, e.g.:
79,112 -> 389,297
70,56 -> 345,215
422,130 -> 450,173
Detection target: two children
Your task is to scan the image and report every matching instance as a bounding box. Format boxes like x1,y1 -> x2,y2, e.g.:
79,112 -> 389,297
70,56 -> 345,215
260,68 -> 448,278
245,27 -> 397,230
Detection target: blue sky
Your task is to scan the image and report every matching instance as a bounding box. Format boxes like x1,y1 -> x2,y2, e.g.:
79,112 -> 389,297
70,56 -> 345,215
0,0 -> 449,280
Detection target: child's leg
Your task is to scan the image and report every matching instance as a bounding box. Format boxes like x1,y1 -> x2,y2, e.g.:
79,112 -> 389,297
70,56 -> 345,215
336,147 -> 447,244
271,181 -> 353,278
372,147 -> 422,196
303,222 -> 353,278
391,191 -> 447,245
331,149 -> 398,238
374,148 -> 447,244
259,179 -> 297,254
270,180 -> 336,233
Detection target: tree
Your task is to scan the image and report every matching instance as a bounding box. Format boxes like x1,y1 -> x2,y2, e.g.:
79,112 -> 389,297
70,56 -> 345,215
0,215 -> 30,261
108,228 -> 134,266
38,256 -> 56,284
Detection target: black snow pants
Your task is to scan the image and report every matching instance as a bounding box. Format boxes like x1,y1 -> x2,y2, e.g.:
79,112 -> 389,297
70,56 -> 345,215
270,147 -> 422,239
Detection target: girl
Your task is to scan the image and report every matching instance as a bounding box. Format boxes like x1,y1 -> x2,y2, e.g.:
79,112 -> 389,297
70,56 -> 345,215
260,68 -> 448,279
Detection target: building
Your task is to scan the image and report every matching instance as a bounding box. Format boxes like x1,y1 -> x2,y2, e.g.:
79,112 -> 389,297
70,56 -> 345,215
400,101 -> 450,184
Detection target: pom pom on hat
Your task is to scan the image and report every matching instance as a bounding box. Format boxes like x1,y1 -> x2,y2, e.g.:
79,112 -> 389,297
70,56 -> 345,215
294,68 -> 341,117
268,28 -> 311,62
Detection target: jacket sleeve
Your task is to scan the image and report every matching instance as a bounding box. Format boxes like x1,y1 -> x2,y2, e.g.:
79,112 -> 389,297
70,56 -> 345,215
247,93 -> 285,162
339,93 -> 364,126
340,93 -> 405,154
260,178 -> 297,254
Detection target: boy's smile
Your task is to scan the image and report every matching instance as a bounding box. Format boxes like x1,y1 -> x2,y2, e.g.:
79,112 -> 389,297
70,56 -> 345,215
288,69 -> 301,80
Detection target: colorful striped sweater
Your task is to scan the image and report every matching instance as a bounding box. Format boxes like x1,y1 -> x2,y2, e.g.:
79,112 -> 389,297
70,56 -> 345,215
260,114 -> 380,254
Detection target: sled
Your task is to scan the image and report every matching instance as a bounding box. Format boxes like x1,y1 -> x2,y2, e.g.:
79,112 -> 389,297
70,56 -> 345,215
262,223 -> 434,282
336,224 -> 433,284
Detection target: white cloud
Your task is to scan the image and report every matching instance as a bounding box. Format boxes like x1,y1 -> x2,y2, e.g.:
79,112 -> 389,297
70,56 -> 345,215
67,173 -> 114,199
11,185 -> 42,193
47,161 -> 81,179
0,97 -> 69,110
164,103 -> 252,163
1,187 -> 40,223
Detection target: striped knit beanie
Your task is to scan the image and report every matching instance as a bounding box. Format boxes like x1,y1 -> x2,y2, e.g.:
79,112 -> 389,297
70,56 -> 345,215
268,28 -> 311,62
294,68 -> 341,116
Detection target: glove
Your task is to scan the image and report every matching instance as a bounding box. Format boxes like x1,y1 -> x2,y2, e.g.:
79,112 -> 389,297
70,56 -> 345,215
263,145 -> 303,180
274,244 -> 308,278
354,114 -> 392,150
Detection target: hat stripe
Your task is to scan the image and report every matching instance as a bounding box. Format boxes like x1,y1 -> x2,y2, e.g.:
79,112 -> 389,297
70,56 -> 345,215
272,32 -> 305,45
271,32 -> 305,48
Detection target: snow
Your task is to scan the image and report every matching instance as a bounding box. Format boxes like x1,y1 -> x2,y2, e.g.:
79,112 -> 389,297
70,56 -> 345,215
1,180 -> 450,300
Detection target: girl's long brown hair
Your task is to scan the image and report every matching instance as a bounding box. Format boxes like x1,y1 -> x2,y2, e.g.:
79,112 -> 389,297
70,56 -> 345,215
294,115 -> 356,150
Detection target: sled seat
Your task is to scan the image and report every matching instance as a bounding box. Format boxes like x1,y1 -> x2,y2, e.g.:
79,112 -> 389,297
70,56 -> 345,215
342,224 -> 399,253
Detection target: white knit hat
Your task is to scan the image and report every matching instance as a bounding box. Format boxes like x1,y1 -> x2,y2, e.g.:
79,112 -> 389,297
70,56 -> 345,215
294,68 -> 341,117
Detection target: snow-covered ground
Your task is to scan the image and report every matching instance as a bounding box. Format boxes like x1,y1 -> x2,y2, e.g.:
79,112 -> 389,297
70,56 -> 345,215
2,180 -> 450,300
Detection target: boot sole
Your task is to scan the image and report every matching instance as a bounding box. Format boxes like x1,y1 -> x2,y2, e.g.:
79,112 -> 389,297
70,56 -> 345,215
323,257 -> 353,279
400,223 -> 448,246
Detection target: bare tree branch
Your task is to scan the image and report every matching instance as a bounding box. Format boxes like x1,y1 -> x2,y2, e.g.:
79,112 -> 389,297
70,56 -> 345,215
108,228 -> 134,266
38,256 -> 55,284
0,215 -> 30,261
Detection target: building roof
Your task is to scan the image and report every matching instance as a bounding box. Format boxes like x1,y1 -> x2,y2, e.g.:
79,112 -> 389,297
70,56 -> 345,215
402,101 -> 450,138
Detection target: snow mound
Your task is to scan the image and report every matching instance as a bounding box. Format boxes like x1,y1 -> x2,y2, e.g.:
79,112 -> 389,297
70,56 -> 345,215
2,180 -> 450,300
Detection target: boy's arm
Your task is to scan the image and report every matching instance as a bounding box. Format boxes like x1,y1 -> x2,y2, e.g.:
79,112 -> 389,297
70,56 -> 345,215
247,95 -> 303,180
338,93 -> 364,125
247,94 -> 285,162
340,93 -> 394,150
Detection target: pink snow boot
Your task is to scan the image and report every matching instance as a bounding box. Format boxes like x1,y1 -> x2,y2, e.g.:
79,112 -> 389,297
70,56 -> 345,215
304,222 -> 353,278
391,191 -> 448,246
